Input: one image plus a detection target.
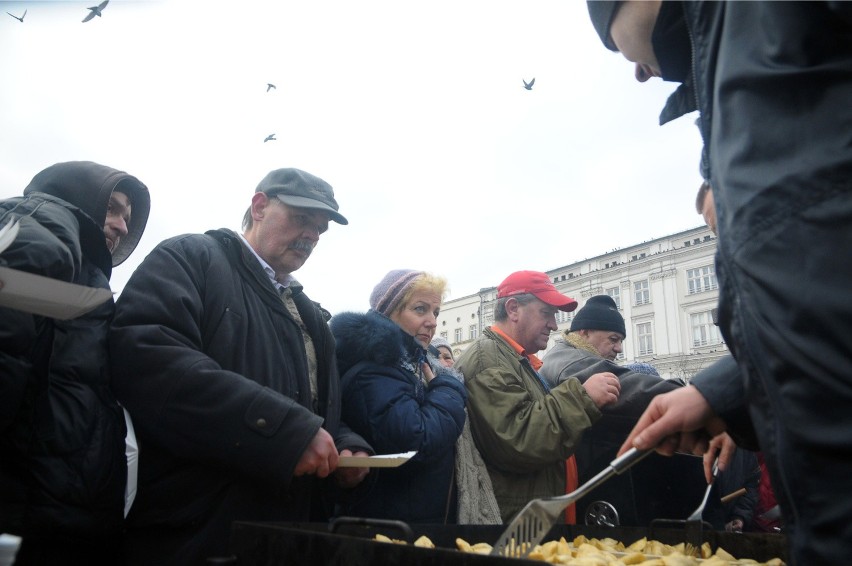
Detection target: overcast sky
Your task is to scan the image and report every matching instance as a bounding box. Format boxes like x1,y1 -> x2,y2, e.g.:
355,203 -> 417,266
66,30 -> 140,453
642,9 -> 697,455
1,0 -> 704,314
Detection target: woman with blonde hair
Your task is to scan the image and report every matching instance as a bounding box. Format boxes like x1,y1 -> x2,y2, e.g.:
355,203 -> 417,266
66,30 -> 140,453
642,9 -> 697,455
330,269 -> 476,523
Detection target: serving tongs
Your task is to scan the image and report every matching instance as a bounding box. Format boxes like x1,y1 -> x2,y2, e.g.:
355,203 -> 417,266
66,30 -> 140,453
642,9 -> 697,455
490,447 -> 653,558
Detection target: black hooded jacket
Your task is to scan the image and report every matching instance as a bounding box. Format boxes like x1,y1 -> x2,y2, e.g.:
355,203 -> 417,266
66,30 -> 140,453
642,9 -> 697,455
0,161 -> 150,541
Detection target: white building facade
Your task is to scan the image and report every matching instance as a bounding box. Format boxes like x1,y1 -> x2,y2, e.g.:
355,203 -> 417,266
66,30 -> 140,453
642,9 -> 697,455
436,226 -> 727,381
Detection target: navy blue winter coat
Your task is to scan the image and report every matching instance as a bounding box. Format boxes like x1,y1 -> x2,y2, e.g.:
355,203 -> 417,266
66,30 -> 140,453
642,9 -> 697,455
331,310 -> 466,523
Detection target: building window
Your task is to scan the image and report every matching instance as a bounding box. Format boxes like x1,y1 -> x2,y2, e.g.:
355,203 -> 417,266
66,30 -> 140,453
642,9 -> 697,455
634,280 -> 650,306
557,311 -> 572,324
636,322 -> 654,355
606,286 -> 621,309
454,328 -> 462,343
691,311 -> 721,347
440,331 -> 447,339
687,265 -> 718,295
469,324 -> 477,341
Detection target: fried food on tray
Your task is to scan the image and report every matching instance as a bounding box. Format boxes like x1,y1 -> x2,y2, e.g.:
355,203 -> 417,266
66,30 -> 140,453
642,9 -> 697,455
375,532 -> 785,566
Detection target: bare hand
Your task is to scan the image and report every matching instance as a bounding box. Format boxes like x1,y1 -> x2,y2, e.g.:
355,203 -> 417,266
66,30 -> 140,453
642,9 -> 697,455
294,428 -> 338,478
421,362 -> 435,383
582,372 -> 621,408
617,386 -> 727,457
335,449 -> 370,488
705,432 -> 737,482
725,518 -> 744,533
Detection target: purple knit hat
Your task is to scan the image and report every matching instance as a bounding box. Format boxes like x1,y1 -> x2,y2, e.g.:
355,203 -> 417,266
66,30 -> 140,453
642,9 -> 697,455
370,269 -> 425,316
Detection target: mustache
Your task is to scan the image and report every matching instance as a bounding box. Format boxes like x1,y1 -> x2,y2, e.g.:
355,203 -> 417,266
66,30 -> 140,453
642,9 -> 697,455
288,240 -> 315,254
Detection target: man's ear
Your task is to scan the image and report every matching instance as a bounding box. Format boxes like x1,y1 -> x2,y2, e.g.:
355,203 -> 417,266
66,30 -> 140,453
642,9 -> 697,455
250,192 -> 270,222
505,297 -> 521,320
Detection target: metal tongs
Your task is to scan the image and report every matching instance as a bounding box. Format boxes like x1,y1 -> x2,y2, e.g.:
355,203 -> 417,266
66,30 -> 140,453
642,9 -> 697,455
490,447 -> 653,558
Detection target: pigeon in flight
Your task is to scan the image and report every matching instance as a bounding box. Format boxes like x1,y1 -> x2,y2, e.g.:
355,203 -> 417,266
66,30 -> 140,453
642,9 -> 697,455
523,78 -> 535,91
264,134 -> 277,143
82,0 -> 109,23
266,83 -> 276,92
6,9 -> 26,22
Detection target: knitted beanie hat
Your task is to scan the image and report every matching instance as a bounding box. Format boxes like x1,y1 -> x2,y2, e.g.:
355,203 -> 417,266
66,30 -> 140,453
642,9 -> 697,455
369,269 -> 425,316
570,294 -> 626,336
431,336 -> 452,352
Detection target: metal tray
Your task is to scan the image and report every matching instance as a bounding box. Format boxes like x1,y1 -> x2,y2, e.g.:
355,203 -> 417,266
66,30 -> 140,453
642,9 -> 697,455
228,520 -> 789,565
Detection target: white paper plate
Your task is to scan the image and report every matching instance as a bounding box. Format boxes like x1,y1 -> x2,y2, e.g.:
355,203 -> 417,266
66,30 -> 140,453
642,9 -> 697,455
338,450 -> 417,468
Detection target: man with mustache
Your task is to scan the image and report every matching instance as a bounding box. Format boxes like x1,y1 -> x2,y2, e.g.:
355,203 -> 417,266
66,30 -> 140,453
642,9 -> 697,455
1,161 -> 150,564
109,168 -> 371,565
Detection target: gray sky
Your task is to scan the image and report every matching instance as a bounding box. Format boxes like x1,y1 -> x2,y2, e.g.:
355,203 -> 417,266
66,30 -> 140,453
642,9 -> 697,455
0,0 -> 704,314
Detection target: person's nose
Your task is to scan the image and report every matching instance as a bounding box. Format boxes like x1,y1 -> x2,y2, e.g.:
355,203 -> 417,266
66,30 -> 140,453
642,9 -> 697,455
425,313 -> 437,328
635,63 -> 656,83
111,217 -> 129,238
613,341 -> 623,354
302,226 -> 321,242
547,315 -> 558,331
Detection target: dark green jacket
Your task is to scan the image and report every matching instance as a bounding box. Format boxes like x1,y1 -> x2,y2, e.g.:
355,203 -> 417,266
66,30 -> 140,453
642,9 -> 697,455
455,327 -> 600,522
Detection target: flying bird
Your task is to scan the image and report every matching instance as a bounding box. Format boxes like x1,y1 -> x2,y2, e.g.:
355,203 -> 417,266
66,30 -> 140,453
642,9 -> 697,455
523,77 -> 535,91
266,83 -> 276,92
82,0 -> 109,23
264,134 -> 276,143
6,9 -> 26,22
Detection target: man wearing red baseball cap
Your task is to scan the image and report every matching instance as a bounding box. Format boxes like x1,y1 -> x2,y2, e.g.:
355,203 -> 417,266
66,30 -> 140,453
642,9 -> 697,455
455,271 -> 621,523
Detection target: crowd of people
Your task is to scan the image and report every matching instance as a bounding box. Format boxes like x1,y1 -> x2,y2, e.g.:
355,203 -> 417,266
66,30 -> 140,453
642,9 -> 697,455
0,160 -> 779,565
2,2 -> 850,566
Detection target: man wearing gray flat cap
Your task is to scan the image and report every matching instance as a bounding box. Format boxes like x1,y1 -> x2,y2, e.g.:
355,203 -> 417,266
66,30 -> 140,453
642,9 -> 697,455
110,167 -> 371,565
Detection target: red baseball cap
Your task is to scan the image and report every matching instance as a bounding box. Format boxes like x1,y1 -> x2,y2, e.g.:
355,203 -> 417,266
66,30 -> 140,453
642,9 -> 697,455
497,271 -> 578,312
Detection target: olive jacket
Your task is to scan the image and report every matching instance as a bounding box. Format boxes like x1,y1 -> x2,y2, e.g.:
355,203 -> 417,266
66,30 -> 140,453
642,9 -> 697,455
455,327 -> 600,522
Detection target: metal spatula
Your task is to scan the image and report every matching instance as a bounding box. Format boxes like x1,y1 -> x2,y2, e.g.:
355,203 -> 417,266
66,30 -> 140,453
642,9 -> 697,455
490,447 -> 652,557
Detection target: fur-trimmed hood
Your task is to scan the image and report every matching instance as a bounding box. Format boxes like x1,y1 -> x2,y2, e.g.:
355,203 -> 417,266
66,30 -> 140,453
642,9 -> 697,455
330,310 -> 461,382
561,330 -> 602,357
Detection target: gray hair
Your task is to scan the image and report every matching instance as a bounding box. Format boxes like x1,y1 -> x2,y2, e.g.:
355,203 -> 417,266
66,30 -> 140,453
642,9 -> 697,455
494,293 -> 538,322
241,205 -> 253,231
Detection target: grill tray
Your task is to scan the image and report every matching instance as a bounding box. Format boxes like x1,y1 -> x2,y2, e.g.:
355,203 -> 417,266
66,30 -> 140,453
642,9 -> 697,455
228,520 -> 788,565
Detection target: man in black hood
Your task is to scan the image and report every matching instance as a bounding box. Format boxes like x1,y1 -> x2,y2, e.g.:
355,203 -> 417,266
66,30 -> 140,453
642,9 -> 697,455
0,161 -> 150,565
587,3 -> 852,564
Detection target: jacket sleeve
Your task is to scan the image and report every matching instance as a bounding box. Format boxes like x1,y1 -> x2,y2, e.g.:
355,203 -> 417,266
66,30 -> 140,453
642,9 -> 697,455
458,340 -> 601,474
540,344 -> 681,437
340,362 -> 466,462
691,355 -> 759,448
1,204 -> 81,431
109,238 -> 323,489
